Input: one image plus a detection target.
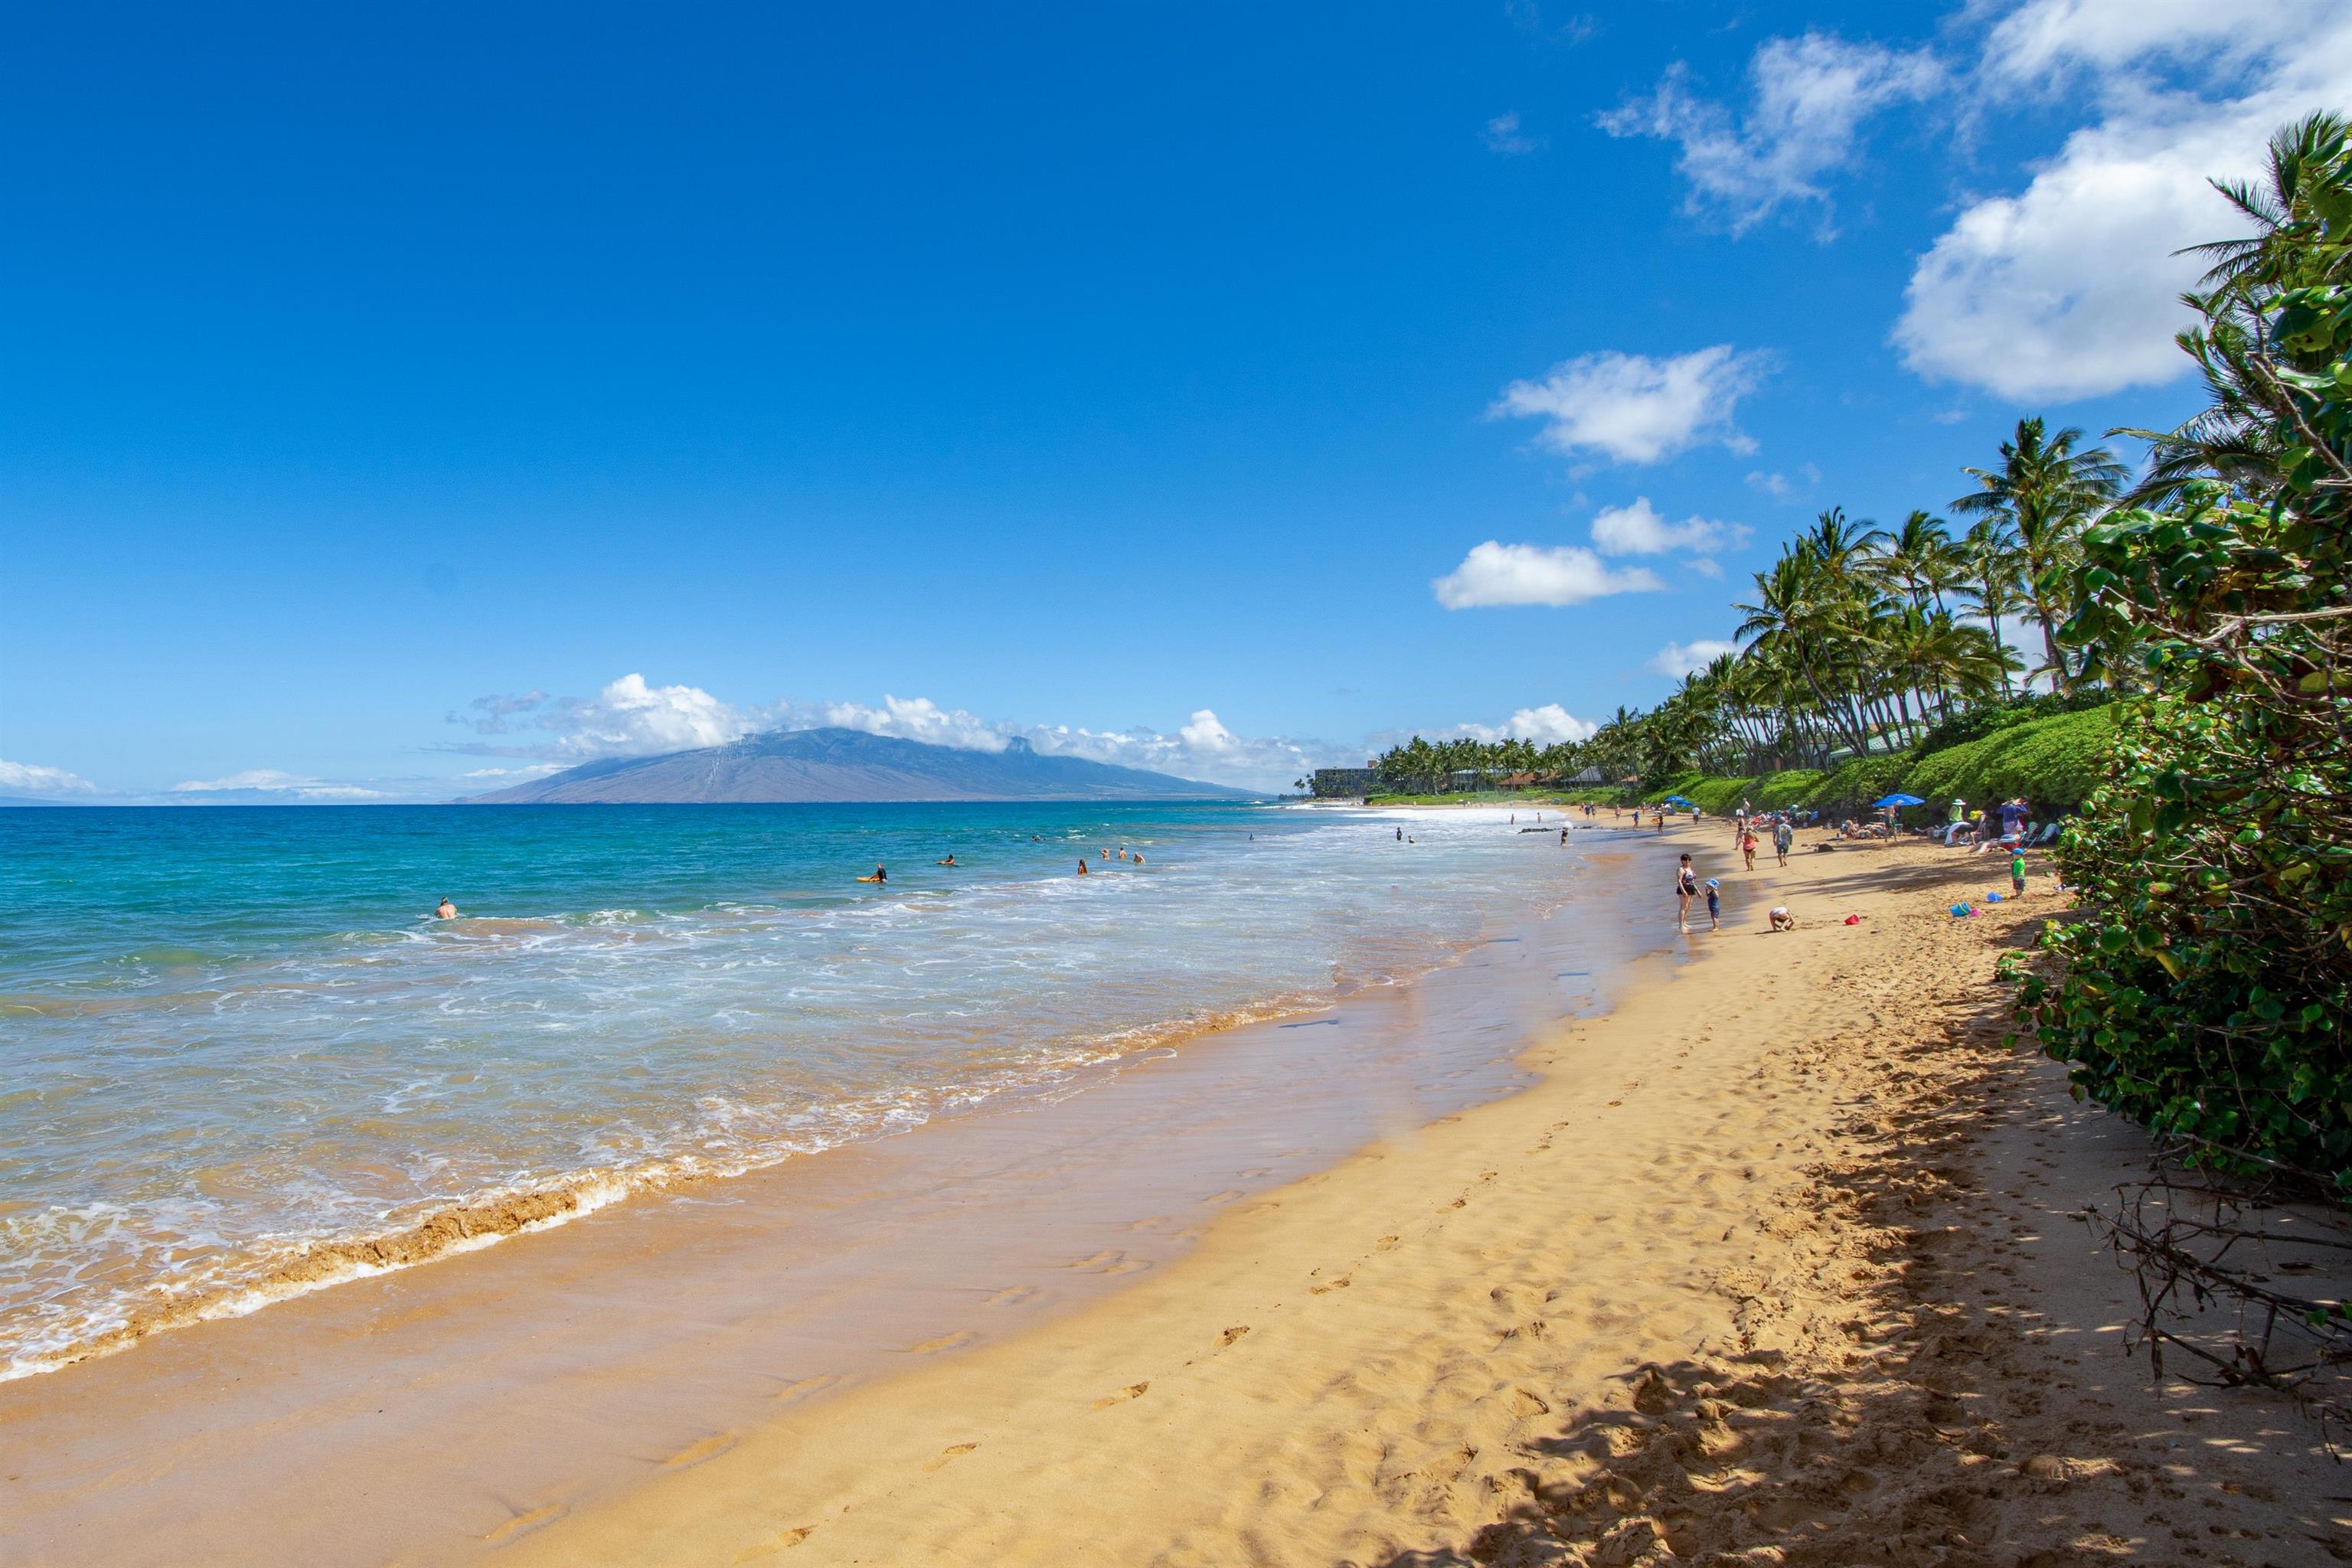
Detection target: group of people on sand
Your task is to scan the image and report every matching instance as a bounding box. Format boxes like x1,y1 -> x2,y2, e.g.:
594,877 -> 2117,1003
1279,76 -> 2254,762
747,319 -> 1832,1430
1662,798 -> 1808,936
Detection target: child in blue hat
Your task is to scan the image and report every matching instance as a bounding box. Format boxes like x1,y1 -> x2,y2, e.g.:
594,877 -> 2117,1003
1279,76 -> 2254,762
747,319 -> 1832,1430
1704,877 -> 1721,930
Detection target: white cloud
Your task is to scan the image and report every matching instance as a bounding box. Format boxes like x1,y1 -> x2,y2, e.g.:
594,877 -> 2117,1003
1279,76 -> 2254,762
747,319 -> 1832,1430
1599,33 -> 1942,234
454,672 -> 753,760
1589,497 -> 1749,557
0,760 -> 99,795
1455,704 -> 1599,746
1490,346 -> 1770,466
1432,541 -> 1667,609
1178,709 -> 1237,751
818,694 -> 1008,753
1651,639 -> 1742,678
1894,2 -> 2352,401
168,769 -> 393,801
1485,111 -> 1543,154
1745,470 -> 1793,497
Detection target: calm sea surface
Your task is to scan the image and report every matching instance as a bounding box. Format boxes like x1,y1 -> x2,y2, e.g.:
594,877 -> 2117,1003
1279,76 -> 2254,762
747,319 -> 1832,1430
0,801 -> 1595,1376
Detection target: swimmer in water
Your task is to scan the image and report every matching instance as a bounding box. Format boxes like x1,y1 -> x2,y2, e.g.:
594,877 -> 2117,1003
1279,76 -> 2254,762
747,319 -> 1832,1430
1076,858 -> 1089,876
1132,851 -> 1144,864
937,854 -> 956,866
433,897 -> 457,920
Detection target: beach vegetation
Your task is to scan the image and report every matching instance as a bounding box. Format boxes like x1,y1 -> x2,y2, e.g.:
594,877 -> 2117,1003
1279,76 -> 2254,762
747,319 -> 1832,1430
2014,111 -> 2352,1191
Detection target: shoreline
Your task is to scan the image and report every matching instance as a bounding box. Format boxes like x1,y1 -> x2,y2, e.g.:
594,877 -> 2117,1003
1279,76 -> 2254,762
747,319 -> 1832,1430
497,831 -> 2348,1566
2,822 -> 1657,1566
2,802 -> 1605,1386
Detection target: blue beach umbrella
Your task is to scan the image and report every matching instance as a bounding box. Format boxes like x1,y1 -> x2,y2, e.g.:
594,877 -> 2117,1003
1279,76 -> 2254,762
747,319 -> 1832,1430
1662,794 -> 1695,807
1870,793 -> 1926,808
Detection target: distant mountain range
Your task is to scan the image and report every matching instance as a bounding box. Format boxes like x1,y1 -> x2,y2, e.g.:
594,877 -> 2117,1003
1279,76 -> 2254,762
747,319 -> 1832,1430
462,728 -> 1257,804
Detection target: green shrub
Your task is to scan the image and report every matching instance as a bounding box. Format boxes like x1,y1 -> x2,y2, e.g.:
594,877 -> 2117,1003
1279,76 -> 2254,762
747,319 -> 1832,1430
1802,754 -> 1910,815
1904,705 -> 2118,812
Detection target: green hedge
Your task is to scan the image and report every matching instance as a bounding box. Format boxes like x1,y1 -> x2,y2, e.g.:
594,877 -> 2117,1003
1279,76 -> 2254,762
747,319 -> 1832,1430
1638,704 -> 2121,818
1902,705 -> 2119,812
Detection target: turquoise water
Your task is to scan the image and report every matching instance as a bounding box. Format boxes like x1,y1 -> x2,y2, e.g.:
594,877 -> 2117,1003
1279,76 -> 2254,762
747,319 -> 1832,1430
0,801 -> 1592,1376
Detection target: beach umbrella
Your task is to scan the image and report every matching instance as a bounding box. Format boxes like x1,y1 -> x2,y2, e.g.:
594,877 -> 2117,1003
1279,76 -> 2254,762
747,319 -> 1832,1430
1870,793 -> 1926,808
1662,794 -> 1694,807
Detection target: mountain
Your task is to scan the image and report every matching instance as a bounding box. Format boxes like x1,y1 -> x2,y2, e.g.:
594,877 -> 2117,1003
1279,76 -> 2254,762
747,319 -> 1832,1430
461,728 -> 1257,804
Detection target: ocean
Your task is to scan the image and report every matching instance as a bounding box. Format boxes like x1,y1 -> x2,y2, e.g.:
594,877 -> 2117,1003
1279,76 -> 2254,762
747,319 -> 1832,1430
0,799 -> 1598,1377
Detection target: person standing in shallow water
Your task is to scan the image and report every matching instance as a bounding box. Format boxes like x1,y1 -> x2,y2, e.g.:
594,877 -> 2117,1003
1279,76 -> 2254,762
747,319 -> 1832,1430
433,897 -> 457,920
1675,854 -> 1697,933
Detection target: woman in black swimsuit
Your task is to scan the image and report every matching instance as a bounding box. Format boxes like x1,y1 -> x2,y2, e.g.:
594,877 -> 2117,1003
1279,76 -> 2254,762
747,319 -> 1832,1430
1675,854 -> 1698,933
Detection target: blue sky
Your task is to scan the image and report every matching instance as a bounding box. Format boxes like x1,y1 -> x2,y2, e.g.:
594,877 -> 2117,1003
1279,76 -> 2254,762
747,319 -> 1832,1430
4,1 -> 2343,797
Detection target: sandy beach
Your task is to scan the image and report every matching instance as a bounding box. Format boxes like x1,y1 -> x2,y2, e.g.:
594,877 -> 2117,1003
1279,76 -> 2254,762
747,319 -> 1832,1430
495,828 -> 2350,1567
9,824 -> 2346,1565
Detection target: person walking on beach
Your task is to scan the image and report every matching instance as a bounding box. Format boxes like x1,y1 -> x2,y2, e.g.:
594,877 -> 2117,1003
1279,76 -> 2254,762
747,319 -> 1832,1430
433,897 -> 458,920
1740,827 -> 1758,871
1772,816 -> 1792,867
2011,847 -> 2027,900
1675,854 -> 1697,933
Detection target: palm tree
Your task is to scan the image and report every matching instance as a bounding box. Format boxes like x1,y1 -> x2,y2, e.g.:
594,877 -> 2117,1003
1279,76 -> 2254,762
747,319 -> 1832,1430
1951,418 -> 2125,690
2118,113 -> 2352,508
1958,516 -> 2028,697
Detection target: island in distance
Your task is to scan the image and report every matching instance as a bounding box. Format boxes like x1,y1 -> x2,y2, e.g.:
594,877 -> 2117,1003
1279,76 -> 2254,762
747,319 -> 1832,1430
462,727 -> 1259,805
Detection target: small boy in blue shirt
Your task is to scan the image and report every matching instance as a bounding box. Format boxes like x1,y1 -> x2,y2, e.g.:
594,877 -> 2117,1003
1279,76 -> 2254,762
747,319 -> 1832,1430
1704,877 -> 1721,930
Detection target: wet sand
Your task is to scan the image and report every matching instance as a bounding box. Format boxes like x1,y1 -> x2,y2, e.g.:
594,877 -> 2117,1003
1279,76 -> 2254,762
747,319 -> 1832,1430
15,828 -> 2346,1565
1,830 -> 1651,1566
498,832 -> 2349,1566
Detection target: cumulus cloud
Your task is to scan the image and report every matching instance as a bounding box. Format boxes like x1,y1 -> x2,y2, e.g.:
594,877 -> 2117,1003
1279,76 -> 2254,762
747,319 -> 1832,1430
1896,1 -> 2352,400
1490,346 -> 1770,466
0,760 -> 99,795
1455,704 -> 1599,746
453,672 -> 754,760
816,694 -> 1007,753
1651,639 -> 1742,678
1432,541 -> 1667,609
1599,33 -> 1942,234
1589,497 -> 1750,557
1485,112 -> 1543,154
169,769 -> 394,801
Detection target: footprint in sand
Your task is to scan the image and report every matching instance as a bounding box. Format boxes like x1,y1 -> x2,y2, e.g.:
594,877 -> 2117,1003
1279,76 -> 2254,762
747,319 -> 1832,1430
1202,1188 -> 1245,1205
1220,1325 -> 1251,1347
1309,1274 -> 1352,1295
731,1525 -> 815,1561
1093,1381 -> 1151,1410
1374,1234 -> 1400,1251
771,1374 -> 845,1404
922,1442 -> 978,1472
985,1285 -> 1040,1306
661,1432 -> 738,1470
909,1330 -> 978,1354
1067,1250 -> 1152,1276
484,1504 -> 566,1547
